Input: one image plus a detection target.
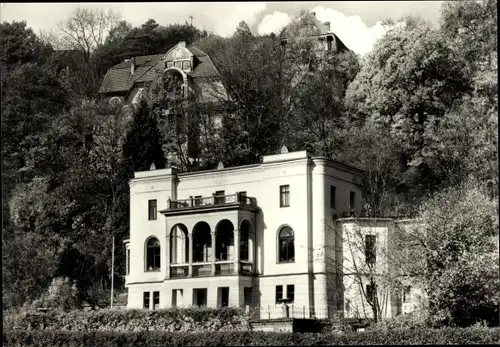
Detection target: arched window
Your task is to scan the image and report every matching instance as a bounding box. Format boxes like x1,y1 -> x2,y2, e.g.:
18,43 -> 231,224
146,238 -> 161,271
278,226 -> 295,263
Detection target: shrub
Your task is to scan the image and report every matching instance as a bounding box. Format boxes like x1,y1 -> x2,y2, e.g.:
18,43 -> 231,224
4,327 -> 500,346
4,307 -> 250,332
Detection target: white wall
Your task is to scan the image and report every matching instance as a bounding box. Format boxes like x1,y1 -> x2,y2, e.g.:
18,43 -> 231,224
127,151 -> 365,311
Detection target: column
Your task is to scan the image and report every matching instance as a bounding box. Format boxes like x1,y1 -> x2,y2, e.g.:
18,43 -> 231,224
166,231 -> 171,279
234,229 -> 240,275
188,233 -> 193,277
211,232 -> 216,275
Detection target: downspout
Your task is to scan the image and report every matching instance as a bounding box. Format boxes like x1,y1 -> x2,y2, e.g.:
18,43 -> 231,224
307,156 -> 315,317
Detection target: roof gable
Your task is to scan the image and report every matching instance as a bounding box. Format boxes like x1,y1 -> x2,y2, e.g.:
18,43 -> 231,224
99,42 -> 220,95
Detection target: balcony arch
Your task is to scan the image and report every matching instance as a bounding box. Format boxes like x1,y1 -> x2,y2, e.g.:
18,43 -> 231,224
170,223 -> 189,264
193,221 -> 211,263
215,219 -> 234,261
163,67 -> 188,98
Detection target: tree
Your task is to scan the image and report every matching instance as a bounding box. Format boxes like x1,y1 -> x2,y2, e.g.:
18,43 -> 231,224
56,7 -> 121,64
290,49 -> 359,158
0,21 -> 52,68
440,0 -> 497,72
415,179 -> 499,326
344,17 -> 473,213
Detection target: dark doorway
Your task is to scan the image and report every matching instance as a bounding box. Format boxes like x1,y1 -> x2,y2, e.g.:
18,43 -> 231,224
219,287 -> 229,307
194,288 -> 207,306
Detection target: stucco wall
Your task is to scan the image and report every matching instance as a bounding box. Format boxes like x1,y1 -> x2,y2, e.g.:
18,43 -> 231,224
126,151 -> 364,312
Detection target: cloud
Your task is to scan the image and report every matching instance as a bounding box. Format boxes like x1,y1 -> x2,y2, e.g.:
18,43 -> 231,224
257,11 -> 292,36
1,2 -> 267,39
311,6 -> 392,55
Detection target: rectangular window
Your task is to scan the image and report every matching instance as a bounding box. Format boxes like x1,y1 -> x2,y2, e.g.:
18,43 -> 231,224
166,61 -> 173,68
366,284 -> 375,304
276,285 -> 283,304
174,61 -> 182,69
194,195 -> 202,206
148,199 -> 157,220
239,191 -> 247,203
143,292 -> 150,309
365,235 -> 377,265
403,286 -> 411,303
286,285 -> 295,303
153,291 -> 160,309
330,186 -> 336,209
182,60 -> 191,70
215,190 -> 225,204
350,191 -> 355,211
126,248 -> 130,275
280,185 -> 290,207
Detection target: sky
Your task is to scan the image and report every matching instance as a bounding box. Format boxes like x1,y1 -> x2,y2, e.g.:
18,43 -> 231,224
0,2 -> 444,55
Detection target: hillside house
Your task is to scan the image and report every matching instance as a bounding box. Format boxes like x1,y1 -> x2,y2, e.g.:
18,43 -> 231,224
124,149 -> 421,319
99,41 -> 226,107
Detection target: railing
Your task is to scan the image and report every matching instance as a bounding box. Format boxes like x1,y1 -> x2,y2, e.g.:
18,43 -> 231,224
170,264 -> 188,278
249,305 -> 342,320
192,263 -> 212,277
169,260 -> 253,278
167,192 -> 257,210
240,261 -> 253,276
215,261 -> 234,275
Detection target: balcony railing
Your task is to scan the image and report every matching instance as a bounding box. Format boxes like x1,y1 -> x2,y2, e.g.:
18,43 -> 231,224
167,192 -> 256,210
192,263 -> 212,277
168,261 -> 253,278
170,264 -> 188,278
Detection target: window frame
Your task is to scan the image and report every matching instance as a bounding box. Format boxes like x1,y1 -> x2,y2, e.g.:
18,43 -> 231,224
146,237 -> 161,272
365,235 -> 377,265
215,190 -> 225,205
194,195 -> 202,207
277,226 -> 295,263
148,199 -> 157,220
280,185 -> 290,207
330,185 -> 336,209
153,291 -> 160,310
143,292 -> 150,309
366,283 -> 376,304
275,285 -> 284,304
403,286 -> 411,303
126,248 -> 130,275
286,284 -> 295,303
349,191 -> 355,211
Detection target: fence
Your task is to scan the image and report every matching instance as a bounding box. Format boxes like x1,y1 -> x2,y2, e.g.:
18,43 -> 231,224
248,305 -> 343,320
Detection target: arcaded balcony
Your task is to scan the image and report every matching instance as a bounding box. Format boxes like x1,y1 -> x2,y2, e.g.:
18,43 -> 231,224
166,218 -> 255,279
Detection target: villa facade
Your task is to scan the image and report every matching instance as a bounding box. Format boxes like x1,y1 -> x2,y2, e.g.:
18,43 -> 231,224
124,149 -> 420,319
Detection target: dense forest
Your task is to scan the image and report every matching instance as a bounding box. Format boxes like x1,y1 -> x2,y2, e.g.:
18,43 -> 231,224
1,1 -> 498,326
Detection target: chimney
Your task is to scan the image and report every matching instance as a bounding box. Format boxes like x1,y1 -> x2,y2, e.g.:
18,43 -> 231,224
130,57 -> 135,75
324,21 -> 330,31
178,41 -> 186,47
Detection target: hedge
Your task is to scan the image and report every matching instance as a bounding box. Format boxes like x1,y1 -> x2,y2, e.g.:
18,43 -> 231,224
4,327 -> 500,346
4,307 -> 250,332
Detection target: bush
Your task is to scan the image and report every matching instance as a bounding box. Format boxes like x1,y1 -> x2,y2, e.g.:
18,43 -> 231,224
4,327 -> 500,346
4,307 -> 250,332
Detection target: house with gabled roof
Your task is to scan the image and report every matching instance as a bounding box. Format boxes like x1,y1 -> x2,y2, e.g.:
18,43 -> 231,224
99,41 -> 226,107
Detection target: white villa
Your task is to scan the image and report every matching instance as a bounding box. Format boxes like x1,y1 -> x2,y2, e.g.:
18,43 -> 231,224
124,149 -> 421,320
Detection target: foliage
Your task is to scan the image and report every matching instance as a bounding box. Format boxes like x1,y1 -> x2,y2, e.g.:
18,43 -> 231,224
4,327 -> 500,346
30,277 -> 81,312
4,307 -> 249,332
415,179 -> 499,327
